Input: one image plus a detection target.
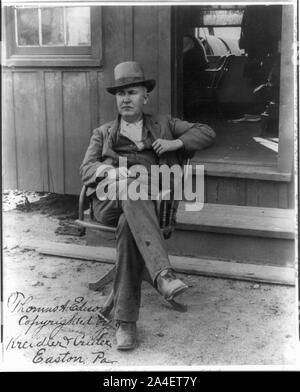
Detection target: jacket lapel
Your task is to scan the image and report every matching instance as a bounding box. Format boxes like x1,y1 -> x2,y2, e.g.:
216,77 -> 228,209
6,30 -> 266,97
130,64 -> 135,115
144,114 -> 161,141
102,116 -> 120,164
108,116 -> 120,145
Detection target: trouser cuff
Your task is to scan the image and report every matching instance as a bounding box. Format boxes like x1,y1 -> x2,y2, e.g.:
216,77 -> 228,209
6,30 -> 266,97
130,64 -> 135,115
114,310 -> 139,323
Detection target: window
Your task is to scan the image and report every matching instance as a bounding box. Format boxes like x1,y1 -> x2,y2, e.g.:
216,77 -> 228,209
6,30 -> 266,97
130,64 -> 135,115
200,9 -> 244,26
3,5 -> 102,67
195,8 -> 244,56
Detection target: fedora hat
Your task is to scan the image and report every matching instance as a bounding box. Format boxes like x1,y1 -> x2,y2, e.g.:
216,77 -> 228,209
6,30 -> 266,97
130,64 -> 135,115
106,61 -> 156,95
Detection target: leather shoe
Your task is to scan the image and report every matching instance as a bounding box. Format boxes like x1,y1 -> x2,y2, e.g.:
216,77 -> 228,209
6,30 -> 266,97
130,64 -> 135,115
116,321 -> 137,350
156,269 -> 188,301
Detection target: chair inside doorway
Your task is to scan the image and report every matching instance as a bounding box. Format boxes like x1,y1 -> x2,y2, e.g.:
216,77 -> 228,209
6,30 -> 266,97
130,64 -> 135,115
176,5 -> 282,168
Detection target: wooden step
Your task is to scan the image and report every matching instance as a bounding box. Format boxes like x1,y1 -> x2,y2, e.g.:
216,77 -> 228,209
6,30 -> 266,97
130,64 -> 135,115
85,203 -> 295,267
24,241 -> 296,286
84,203 -> 295,239
176,203 -> 295,239
200,162 -> 292,181
169,203 -> 295,267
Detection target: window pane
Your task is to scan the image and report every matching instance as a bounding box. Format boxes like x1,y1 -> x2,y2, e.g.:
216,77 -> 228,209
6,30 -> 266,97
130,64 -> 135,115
202,10 -> 243,25
16,8 -> 39,46
66,7 -> 91,46
41,7 -> 64,45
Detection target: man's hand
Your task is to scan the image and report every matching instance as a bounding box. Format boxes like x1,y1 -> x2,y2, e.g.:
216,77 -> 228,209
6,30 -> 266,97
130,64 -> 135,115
106,167 -> 134,180
152,139 -> 183,156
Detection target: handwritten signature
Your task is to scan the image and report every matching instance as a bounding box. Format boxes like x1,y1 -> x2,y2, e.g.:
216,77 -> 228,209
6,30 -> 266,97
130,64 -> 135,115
7,291 -> 103,314
5,291 -> 118,366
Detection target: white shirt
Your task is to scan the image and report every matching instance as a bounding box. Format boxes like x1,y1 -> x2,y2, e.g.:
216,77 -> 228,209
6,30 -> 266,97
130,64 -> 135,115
120,118 -> 144,150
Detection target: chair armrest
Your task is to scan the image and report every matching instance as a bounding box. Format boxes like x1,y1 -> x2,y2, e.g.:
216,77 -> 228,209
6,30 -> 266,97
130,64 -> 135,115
205,67 -> 223,73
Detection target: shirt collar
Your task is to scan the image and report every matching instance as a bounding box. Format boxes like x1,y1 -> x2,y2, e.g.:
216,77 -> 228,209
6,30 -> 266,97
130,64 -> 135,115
120,118 -> 143,128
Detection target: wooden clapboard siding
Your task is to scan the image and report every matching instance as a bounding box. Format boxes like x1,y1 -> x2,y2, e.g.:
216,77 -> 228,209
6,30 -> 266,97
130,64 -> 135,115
97,71 -> 111,127
62,72 -> 92,194
97,69 -> 116,125
2,71 -> 17,189
38,71 -> 49,193
44,71 -> 64,193
158,6 -> 172,114
124,7 -> 134,59
97,6 -> 132,124
89,70 -> 99,133
133,6 -> 159,114
13,72 -> 48,191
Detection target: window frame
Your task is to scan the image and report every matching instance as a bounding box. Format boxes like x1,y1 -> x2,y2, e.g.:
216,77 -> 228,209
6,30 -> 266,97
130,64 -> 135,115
3,5 -> 102,67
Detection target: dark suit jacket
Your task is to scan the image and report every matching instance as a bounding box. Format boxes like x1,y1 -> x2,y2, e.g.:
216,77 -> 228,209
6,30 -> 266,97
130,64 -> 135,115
80,113 -> 215,196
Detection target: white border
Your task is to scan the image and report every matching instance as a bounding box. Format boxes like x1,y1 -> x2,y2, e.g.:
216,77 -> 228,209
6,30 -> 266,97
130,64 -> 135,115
1,0 -> 299,372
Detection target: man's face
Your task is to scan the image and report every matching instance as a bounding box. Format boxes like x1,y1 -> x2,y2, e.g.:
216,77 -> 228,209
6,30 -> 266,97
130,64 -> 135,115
116,85 -> 148,123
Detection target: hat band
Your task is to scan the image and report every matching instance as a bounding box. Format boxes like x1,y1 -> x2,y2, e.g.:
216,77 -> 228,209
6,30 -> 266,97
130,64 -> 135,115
115,76 -> 145,85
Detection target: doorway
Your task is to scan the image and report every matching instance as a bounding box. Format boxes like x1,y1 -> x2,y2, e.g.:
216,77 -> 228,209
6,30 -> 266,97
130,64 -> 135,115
171,5 -> 282,168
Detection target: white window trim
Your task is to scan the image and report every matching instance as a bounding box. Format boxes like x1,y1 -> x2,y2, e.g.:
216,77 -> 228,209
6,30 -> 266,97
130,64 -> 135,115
3,5 -> 102,67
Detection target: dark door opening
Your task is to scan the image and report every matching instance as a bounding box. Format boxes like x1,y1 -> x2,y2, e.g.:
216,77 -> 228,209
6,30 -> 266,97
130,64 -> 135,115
171,5 -> 282,168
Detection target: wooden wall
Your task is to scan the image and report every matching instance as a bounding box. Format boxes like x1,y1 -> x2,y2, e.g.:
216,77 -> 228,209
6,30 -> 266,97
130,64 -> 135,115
2,6 -> 171,194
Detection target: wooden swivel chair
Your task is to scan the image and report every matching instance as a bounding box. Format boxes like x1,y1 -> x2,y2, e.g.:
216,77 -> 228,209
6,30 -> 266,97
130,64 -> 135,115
76,158 -> 191,316
205,54 -> 234,89
202,54 -> 235,116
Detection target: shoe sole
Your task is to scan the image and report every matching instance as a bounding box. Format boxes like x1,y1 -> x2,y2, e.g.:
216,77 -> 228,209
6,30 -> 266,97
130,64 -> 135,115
117,341 -> 137,351
165,284 -> 188,301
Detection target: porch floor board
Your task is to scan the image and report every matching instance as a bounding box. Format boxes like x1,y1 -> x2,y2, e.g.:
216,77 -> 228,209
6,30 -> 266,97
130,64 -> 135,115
191,119 -> 278,167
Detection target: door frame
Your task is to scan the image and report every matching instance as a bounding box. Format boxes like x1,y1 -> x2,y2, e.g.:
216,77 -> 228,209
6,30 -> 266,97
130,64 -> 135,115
170,4 -> 295,182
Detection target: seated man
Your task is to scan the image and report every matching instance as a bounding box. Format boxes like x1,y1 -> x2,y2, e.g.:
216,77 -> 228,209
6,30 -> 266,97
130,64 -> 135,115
80,61 -> 216,350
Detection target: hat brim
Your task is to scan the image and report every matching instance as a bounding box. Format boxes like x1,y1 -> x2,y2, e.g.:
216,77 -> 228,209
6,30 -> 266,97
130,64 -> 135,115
106,80 -> 156,95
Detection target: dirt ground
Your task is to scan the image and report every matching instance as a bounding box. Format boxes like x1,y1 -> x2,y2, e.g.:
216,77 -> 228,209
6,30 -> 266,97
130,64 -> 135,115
1,190 -> 300,370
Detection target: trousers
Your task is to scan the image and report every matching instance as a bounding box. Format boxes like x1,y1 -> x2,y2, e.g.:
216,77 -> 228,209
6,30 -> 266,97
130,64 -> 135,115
92,182 -> 171,322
